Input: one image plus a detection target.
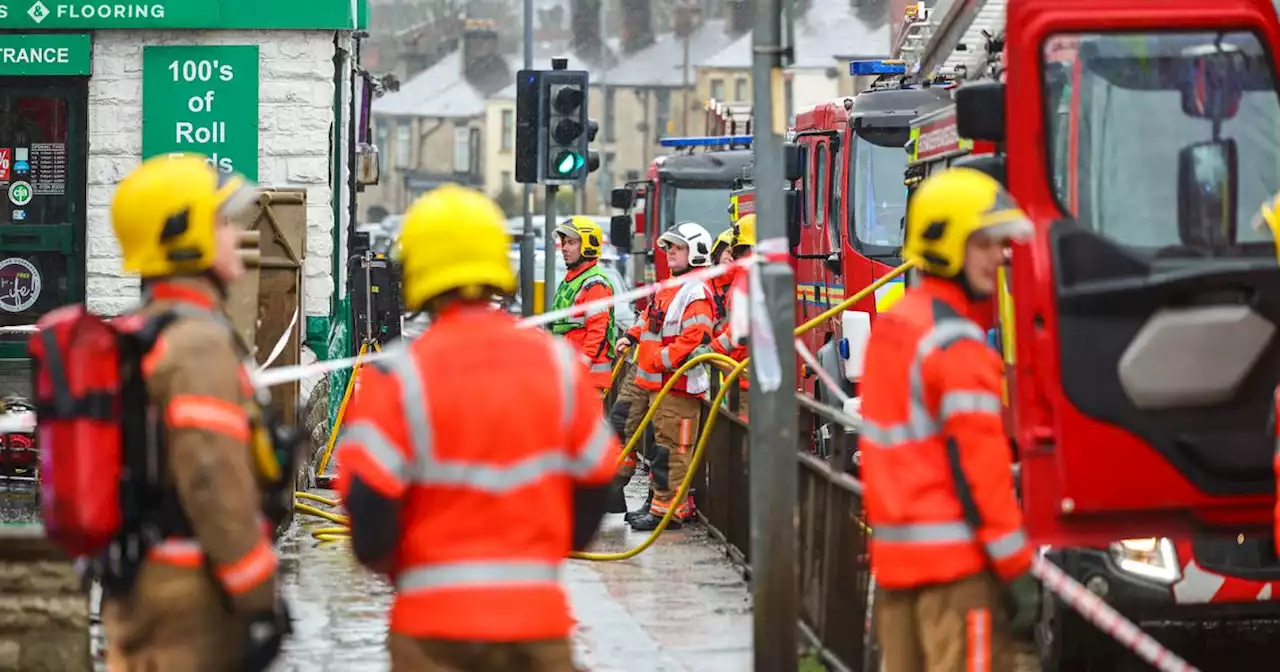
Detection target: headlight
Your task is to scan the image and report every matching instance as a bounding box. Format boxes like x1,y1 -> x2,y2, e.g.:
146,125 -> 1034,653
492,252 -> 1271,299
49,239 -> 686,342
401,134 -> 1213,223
1109,537 -> 1180,584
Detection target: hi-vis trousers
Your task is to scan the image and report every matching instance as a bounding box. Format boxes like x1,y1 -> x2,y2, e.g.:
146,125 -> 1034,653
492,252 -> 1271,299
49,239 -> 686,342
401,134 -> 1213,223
874,571 -> 1017,672
103,561 -> 250,672
647,391 -> 702,518
388,634 -> 579,672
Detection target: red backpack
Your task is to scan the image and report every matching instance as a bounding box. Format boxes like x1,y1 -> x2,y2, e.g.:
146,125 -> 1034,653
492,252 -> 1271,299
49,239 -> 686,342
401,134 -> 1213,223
27,304 -> 175,558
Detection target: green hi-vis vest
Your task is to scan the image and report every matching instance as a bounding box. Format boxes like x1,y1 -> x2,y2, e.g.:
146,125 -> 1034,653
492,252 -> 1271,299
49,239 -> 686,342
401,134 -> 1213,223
549,264 -> 616,360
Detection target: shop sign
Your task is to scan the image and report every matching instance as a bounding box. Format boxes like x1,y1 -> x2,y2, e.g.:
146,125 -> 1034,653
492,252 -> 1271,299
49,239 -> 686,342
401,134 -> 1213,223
0,0 -> 367,31
141,45 -> 259,181
0,33 -> 90,76
0,257 -> 41,314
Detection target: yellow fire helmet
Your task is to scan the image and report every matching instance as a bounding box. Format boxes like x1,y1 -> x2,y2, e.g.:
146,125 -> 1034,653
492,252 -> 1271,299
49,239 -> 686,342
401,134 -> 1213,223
732,213 -> 758,248
712,228 -> 736,258
395,183 -> 515,310
1251,190 -> 1280,264
904,167 -> 1033,278
111,155 -> 257,278
554,216 -> 604,259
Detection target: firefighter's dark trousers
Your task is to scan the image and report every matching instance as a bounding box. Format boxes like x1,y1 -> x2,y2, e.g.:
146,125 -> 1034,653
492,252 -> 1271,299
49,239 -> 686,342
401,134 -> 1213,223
608,363 -> 651,481
874,571 -> 1018,672
647,391 -> 702,518
103,561 -> 250,672
388,634 -> 578,672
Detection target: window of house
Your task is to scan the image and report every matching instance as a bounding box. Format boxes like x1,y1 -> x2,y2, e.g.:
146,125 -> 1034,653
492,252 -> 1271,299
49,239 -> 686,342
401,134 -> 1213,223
500,109 -> 514,151
395,123 -> 410,169
710,78 -> 725,101
469,127 -> 482,175
734,78 -> 748,102
654,91 -> 671,142
375,122 -> 390,171
604,87 -> 617,142
453,126 -> 470,174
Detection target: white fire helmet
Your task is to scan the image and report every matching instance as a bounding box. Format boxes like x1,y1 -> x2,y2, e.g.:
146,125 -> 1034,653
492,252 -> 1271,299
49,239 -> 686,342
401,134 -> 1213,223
658,221 -> 714,267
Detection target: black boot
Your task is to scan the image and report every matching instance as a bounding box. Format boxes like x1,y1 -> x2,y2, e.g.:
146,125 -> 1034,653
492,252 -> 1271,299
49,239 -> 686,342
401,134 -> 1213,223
606,476 -> 629,514
624,490 -> 653,524
630,511 -> 682,532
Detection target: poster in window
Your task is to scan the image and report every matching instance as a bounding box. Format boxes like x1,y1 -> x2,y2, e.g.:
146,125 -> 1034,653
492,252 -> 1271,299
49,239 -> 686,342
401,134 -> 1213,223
0,257 -> 41,314
30,143 -> 67,196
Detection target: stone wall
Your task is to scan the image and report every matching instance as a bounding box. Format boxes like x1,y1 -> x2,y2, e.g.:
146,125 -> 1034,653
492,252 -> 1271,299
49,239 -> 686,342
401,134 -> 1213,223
86,30 -> 339,318
0,527 -> 91,672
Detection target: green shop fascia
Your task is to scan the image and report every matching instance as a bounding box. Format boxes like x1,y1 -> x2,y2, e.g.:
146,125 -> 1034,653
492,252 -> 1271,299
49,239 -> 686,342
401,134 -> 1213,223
0,0 -> 368,362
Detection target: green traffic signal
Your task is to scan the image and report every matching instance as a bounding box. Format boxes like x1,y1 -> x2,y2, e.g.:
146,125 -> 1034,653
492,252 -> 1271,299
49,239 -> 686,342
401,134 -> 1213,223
553,150 -> 585,175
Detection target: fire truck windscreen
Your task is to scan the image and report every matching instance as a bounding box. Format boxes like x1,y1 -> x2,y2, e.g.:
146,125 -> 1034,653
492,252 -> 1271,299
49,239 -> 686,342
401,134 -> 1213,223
851,134 -> 910,254
1044,30 -> 1280,258
665,186 -> 733,241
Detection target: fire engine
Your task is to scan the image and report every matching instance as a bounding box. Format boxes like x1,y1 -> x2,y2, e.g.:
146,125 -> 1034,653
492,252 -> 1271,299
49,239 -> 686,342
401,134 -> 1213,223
891,0 -> 1280,668
609,99 -> 758,304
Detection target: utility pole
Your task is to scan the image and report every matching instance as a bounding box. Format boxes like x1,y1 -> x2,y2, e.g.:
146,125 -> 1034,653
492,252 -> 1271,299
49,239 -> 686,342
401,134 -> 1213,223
749,0 -> 797,666
519,0 -> 536,316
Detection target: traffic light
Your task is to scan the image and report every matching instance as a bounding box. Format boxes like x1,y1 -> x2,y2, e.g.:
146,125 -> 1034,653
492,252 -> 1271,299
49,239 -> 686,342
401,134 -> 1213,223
541,69 -> 590,185
585,119 -> 601,174
514,69 -> 542,184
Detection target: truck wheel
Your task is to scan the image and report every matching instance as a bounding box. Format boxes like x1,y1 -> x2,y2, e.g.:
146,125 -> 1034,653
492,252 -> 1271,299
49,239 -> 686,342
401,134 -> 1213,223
1036,587 -> 1116,672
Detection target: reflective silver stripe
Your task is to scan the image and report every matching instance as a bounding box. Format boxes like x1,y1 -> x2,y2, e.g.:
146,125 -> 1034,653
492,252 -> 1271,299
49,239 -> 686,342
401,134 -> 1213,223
681,314 -> 714,330
572,420 -> 614,475
866,318 -> 987,450
985,528 -> 1028,561
559,316 -> 586,327
640,332 -> 662,343
939,391 -> 1003,421
580,276 -> 610,293
589,361 -> 613,374
714,333 -> 733,350
396,560 -> 561,593
660,346 -> 675,370
375,341 -> 435,466
336,420 -> 409,482
549,339 -> 579,432
585,304 -> 611,317
873,521 -> 974,544
637,369 -> 663,383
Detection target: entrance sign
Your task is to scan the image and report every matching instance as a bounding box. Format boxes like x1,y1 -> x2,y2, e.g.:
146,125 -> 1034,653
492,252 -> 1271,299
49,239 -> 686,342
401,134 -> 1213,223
0,257 -> 41,313
0,33 -> 91,75
142,45 -> 259,180
0,0 -> 368,30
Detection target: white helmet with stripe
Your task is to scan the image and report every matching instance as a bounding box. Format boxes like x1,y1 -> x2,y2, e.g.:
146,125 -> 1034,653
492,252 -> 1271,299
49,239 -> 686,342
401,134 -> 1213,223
658,221 -> 714,267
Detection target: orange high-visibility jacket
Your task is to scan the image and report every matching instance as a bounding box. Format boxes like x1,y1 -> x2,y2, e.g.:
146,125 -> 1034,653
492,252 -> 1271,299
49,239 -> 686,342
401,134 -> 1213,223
554,260 -> 616,390
334,306 -> 620,641
710,262 -> 749,390
859,276 -> 1031,589
633,279 -> 715,396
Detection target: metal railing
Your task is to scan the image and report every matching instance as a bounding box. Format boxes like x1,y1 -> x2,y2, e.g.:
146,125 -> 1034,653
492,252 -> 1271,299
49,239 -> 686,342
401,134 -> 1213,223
696,386 -> 874,671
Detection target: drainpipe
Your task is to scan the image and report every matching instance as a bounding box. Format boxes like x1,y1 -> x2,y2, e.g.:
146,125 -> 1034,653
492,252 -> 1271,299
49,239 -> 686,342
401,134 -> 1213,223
348,35 -> 363,268
330,33 -> 346,316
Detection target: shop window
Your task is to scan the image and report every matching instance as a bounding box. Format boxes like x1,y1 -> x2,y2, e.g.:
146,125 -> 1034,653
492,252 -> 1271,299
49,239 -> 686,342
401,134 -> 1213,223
0,78 -> 88,359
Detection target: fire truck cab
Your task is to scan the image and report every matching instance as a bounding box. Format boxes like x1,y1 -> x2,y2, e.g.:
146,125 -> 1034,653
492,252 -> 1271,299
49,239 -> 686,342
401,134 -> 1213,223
893,0 -> 1280,667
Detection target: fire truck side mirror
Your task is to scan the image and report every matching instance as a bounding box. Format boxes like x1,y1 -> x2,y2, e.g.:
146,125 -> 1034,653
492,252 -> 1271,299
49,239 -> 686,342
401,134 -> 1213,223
783,142 -> 804,182
1177,139 -> 1239,250
954,82 -> 1005,143
785,190 -> 801,250
610,187 -> 635,210
609,214 -> 633,253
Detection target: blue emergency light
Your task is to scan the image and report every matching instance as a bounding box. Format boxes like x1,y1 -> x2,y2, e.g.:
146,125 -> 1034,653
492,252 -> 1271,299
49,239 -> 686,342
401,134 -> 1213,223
658,135 -> 754,148
850,59 -> 907,76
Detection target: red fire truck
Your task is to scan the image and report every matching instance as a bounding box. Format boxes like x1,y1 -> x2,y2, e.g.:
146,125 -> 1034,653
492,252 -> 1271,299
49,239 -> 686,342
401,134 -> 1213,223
900,0 -> 1280,667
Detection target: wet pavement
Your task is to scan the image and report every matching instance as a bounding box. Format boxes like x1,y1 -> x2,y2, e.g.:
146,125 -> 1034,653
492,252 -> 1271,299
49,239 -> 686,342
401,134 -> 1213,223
3,476 -> 756,672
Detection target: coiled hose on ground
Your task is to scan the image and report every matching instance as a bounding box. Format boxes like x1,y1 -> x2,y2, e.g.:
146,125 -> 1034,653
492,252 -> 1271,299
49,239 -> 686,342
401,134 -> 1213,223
292,261 -> 915,556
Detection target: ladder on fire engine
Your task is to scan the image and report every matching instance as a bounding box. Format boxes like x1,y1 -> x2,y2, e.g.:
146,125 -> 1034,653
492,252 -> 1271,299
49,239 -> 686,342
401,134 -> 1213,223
704,98 -> 754,137
893,0 -> 1007,83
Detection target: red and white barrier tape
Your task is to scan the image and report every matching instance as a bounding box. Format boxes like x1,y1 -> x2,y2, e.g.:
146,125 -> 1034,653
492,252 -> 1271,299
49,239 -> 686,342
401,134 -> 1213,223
1032,555 -> 1199,672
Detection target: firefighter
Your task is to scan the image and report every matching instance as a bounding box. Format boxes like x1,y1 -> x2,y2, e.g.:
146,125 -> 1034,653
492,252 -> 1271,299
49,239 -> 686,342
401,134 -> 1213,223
333,184 -> 619,672
861,167 -> 1039,672
610,332 -> 652,520
101,156 -> 293,671
549,216 -> 617,391
621,221 -> 716,532
710,214 -> 755,417
709,228 -> 737,318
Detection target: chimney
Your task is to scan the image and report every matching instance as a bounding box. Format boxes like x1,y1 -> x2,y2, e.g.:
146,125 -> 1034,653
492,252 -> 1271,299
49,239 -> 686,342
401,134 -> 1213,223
571,0 -> 604,63
619,0 -> 655,54
726,0 -> 754,36
673,2 -> 701,39
461,19 -> 502,85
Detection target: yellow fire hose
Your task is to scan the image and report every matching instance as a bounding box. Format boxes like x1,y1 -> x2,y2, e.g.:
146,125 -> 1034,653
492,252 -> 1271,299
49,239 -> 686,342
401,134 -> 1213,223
292,262 -> 915,553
